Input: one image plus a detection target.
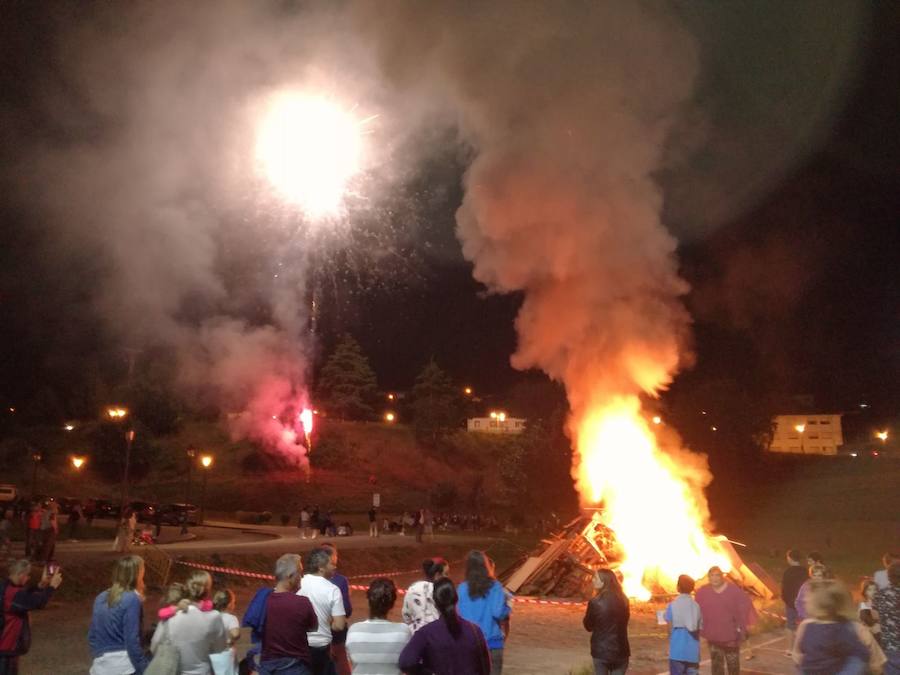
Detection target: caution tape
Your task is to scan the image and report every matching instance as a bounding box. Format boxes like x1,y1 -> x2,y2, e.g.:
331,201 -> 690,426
175,560 -> 275,581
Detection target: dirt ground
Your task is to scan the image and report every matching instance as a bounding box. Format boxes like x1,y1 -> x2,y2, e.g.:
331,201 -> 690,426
20,573 -> 795,675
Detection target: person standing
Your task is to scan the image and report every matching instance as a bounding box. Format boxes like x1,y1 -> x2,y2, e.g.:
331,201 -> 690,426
781,550 -> 808,654
583,568 -> 630,675
414,510 -> 424,544
24,505 -> 41,560
457,551 -> 511,675
38,502 -> 58,563
795,564 -> 829,623
664,575 -> 701,675
859,579 -> 882,646
321,543 -> 353,675
695,567 -> 757,675
0,559 -> 62,674
151,570 -> 227,675
403,558 -> 450,634
874,562 -> 900,675
792,581 -> 872,674
88,555 -> 149,675
876,554 -> 898,591
258,554 -> 318,675
367,507 -> 378,539
67,502 -> 83,541
310,506 -> 320,540
210,589 -> 241,675
346,579 -> 411,674
398,578 -> 491,675
299,548 -> 347,675
300,507 -> 311,540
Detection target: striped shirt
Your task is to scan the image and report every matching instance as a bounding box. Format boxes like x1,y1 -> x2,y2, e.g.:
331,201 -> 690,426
345,619 -> 411,675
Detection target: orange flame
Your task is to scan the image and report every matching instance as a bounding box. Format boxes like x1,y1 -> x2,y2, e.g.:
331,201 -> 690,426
574,395 -> 730,600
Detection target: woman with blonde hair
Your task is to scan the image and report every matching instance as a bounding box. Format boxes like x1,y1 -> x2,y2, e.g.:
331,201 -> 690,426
88,555 -> 149,674
151,570 -> 227,675
793,580 -> 882,674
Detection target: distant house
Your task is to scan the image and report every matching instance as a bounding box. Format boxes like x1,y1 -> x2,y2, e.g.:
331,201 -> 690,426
768,414 -> 844,455
467,416 -> 526,435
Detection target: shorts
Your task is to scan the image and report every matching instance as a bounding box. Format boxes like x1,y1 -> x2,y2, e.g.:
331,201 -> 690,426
785,606 -> 799,630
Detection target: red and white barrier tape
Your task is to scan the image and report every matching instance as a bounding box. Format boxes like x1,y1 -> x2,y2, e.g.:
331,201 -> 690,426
175,560 -> 275,581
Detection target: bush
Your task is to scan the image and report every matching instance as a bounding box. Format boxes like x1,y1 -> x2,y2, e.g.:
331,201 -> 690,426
236,510 -> 274,525
431,481 -> 458,510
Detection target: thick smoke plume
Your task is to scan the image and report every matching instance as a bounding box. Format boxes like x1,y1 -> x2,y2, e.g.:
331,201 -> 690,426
357,3 -> 699,443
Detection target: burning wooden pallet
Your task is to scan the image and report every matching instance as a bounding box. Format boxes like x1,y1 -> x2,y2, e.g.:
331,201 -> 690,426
499,511 -> 775,601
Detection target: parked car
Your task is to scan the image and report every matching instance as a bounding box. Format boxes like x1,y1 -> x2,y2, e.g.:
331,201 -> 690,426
157,503 -> 199,526
56,497 -> 82,515
0,484 -> 17,503
127,501 -> 157,522
85,498 -> 120,519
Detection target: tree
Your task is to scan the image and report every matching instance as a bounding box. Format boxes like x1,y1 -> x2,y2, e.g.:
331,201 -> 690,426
411,360 -> 461,446
317,334 -> 378,420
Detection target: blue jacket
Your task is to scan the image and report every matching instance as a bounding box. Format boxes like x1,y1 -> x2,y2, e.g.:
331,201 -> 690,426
457,580 -> 511,650
88,590 -> 149,674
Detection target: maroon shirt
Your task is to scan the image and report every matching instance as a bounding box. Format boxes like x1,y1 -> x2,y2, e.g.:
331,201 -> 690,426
261,592 -> 318,663
695,582 -> 757,648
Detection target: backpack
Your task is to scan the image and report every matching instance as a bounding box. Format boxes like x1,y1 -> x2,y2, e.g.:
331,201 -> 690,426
145,620 -> 180,675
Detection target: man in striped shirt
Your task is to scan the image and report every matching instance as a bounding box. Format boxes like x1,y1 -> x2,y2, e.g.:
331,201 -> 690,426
346,578 -> 411,675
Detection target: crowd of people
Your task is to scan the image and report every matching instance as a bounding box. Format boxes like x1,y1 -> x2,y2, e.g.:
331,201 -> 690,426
1,542 -> 898,675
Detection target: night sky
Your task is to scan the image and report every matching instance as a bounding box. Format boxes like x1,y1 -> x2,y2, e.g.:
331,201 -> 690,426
1,1 -> 897,430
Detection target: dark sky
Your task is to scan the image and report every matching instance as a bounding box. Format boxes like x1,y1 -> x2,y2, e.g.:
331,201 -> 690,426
1,1 -> 897,422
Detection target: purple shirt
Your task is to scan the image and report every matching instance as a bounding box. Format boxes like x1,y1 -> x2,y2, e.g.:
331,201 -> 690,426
398,616 -> 491,675
695,583 -> 756,648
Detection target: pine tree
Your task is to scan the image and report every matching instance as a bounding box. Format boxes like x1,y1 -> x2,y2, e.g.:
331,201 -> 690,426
318,334 -> 378,420
411,360 -> 461,445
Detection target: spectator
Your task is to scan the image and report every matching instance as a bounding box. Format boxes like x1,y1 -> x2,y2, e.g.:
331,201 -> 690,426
210,589 -> 241,675
88,555 -> 148,675
781,549 -> 808,655
874,562 -> 900,675
403,558 -> 450,634
0,558 -> 61,674
152,510 -> 163,540
151,570 -> 227,675
695,566 -> 757,675
368,507 -> 378,538
792,580 -> 872,674
67,502 -> 83,541
795,564 -> 829,623
457,550 -> 512,675
423,509 -> 434,540
38,501 -> 59,562
414,510 -> 424,544
112,511 -> 132,554
300,506 -> 312,539
398,578 -> 491,675
806,551 -> 824,567
346,579 -> 411,674
665,575 -> 700,675
876,554 -> 898,592
310,506 -> 320,540
241,580 -> 275,674
583,568 -> 630,675
321,543 -> 353,675
259,554 -> 317,675
859,579 -> 882,646
24,505 -> 41,560
299,548 -> 347,675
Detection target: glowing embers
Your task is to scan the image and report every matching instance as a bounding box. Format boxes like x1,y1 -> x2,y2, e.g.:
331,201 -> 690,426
256,92 -> 368,219
574,396 -> 731,600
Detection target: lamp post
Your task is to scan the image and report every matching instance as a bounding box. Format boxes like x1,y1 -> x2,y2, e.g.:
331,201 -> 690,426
107,406 -> 133,512
199,454 -> 213,525
186,446 -> 197,506
30,451 -> 42,499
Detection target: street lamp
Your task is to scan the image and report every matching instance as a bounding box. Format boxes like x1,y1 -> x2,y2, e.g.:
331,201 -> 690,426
186,446 -> 197,506
875,430 -> 888,443
652,416 -> 662,425
71,456 -> 86,470
199,454 -> 213,525
794,423 -> 806,453
107,407 -> 134,511
384,412 -> 396,423
464,387 -> 473,396
30,451 -> 42,499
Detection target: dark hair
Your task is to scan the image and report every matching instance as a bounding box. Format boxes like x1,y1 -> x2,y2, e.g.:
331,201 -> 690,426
595,568 -> 625,599
306,548 -> 332,574
708,566 -> 724,577
807,551 -> 824,564
889,562 -> 900,587
367,578 -> 397,618
676,575 -> 695,594
465,550 -> 495,599
423,558 -> 449,581
433,577 -> 461,637
860,578 -> 877,598
787,549 -> 803,563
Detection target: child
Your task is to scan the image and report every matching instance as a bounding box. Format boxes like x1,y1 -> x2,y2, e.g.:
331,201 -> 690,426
665,574 -> 702,675
210,589 -> 241,675
158,582 -> 213,621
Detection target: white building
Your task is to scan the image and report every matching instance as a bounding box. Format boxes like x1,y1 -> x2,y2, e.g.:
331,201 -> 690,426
768,414 -> 844,455
467,416 -> 526,434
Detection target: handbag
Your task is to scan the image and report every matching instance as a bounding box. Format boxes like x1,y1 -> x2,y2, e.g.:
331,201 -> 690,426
145,621 -> 180,675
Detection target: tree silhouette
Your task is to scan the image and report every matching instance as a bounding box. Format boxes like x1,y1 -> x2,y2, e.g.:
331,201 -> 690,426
317,334 -> 378,420
411,360 -> 461,445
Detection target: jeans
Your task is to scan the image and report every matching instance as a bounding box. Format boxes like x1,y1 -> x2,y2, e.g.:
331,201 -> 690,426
884,650 -> 900,675
593,658 -> 628,675
669,660 -> 699,675
309,646 -> 336,675
708,644 -> 740,675
258,657 -> 312,675
490,648 -> 504,675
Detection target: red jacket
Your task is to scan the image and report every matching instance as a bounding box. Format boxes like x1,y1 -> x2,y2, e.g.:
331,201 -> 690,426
0,581 -> 54,656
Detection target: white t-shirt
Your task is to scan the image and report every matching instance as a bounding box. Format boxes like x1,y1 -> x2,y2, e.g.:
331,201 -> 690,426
210,612 -> 239,675
874,569 -> 889,590
298,574 -> 346,648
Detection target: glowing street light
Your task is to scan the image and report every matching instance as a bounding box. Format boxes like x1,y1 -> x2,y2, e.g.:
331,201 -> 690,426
387,393 -> 395,401
875,430 -> 888,443
71,456 -> 86,470
106,407 -> 128,419
384,412 -> 396,423
497,412 -> 507,423
794,423 -> 806,454
256,91 -> 369,219
651,416 -> 662,425
489,411 -> 498,419
200,454 -> 213,469
64,423 -> 76,432
464,387 -> 473,396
